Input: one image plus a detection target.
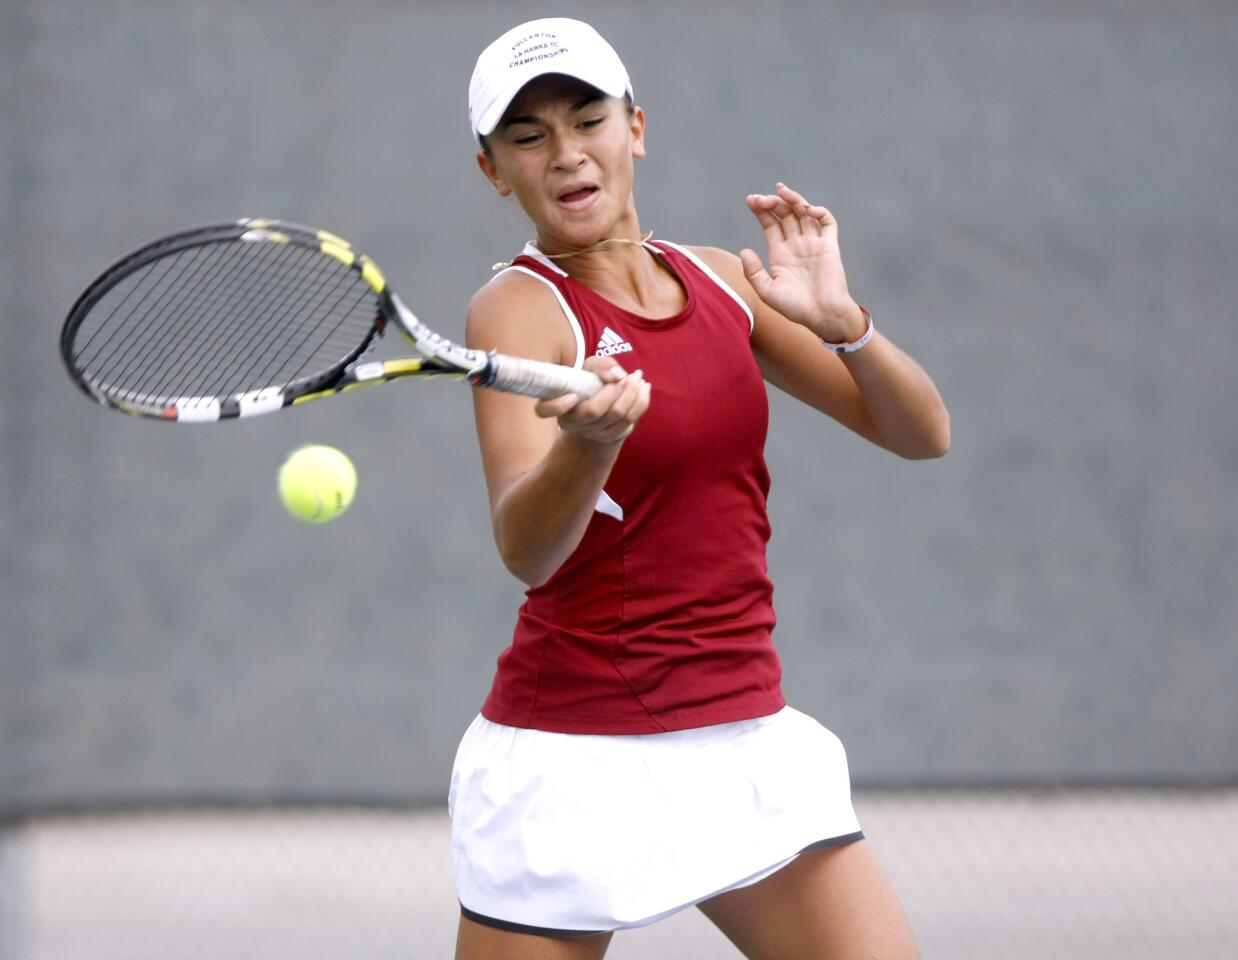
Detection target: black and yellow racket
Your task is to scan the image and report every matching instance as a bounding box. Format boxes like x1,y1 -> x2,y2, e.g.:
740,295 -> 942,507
60,219 -> 601,421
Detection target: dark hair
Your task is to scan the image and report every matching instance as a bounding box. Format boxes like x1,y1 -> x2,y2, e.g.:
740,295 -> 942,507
479,92 -> 635,159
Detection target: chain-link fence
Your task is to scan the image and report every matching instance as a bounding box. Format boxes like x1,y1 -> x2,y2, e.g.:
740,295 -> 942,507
2,789 -> 1235,960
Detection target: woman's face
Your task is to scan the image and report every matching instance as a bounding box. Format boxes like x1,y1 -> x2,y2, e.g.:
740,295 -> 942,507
478,74 -> 646,250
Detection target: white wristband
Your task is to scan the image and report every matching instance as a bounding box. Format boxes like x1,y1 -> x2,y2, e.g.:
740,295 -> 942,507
820,305 -> 874,354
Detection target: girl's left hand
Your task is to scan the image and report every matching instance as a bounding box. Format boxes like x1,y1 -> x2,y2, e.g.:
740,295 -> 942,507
740,182 -> 867,343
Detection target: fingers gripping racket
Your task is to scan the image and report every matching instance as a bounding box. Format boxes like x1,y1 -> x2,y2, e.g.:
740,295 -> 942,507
60,220 -> 602,422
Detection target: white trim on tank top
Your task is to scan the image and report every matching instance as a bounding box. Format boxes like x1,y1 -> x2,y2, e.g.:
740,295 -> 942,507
495,264 -> 587,371
512,240 -> 755,357
494,241 -> 751,525
495,254 -> 619,521
646,240 -> 754,334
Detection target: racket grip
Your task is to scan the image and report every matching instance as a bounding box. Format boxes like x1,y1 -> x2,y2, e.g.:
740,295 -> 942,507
485,353 -> 604,400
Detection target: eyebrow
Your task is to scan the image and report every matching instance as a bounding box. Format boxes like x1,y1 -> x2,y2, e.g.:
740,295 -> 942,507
501,93 -> 605,129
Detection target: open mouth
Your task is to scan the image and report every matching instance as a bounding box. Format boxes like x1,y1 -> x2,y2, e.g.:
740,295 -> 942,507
558,185 -> 599,205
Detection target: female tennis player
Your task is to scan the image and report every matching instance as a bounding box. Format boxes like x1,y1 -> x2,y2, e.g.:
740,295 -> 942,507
450,17 -> 948,960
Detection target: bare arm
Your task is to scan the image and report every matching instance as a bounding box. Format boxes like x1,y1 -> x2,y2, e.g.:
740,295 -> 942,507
694,183 -> 949,460
467,274 -> 651,586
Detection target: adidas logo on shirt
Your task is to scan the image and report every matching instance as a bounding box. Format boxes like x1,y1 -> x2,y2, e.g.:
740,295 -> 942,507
595,327 -> 633,357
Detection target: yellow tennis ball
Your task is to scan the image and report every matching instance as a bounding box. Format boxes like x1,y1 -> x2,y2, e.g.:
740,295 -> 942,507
278,444 -> 357,523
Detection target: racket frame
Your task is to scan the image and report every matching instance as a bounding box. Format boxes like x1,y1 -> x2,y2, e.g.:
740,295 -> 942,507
61,219 -> 600,422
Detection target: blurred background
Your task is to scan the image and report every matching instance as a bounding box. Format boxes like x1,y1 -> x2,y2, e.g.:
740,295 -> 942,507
2,1 -> 1235,957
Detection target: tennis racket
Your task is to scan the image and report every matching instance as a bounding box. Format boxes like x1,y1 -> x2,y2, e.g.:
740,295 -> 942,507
60,219 -> 602,422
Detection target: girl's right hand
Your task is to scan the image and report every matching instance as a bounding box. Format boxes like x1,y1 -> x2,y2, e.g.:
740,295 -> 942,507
533,354 -> 652,445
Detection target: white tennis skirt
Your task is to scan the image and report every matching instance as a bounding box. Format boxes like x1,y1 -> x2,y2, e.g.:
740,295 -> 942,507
448,706 -> 863,936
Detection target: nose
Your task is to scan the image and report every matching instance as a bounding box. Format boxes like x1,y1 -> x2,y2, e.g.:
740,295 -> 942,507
550,131 -> 587,172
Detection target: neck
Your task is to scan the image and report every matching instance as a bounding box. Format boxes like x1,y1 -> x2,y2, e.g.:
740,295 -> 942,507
533,230 -> 684,318
538,229 -> 651,263
537,230 -> 652,281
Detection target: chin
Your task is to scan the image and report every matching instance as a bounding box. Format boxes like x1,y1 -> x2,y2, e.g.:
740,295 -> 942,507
549,220 -> 611,250
570,209 -> 629,242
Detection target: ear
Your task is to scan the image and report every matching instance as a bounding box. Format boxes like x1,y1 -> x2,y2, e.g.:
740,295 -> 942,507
476,149 -> 512,197
629,105 -> 647,159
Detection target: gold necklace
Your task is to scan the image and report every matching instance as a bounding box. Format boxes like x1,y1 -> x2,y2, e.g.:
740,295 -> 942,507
492,230 -> 654,271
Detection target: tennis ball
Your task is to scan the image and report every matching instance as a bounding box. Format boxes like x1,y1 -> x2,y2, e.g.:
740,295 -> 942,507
278,444 -> 357,523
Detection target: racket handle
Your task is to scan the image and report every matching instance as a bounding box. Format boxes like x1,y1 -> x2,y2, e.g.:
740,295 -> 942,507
484,353 -> 604,400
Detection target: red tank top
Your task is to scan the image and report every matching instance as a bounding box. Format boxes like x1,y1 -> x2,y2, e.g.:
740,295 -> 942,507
480,241 -> 785,734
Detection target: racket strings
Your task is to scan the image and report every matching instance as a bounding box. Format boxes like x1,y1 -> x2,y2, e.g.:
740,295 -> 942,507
196,245 -> 378,397
225,251 -> 374,401
143,242 -> 340,401
149,242 -> 328,401
74,242 -> 227,386
71,239 -> 379,407
81,239 -> 260,399
129,240 -> 286,401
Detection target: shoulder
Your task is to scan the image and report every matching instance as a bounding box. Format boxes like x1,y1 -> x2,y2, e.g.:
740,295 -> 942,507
467,266 -> 558,321
466,267 -> 576,366
678,244 -> 740,274
667,245 -> 761,314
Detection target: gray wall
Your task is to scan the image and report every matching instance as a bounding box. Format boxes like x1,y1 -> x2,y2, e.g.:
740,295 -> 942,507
2,0 -> 1236,811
